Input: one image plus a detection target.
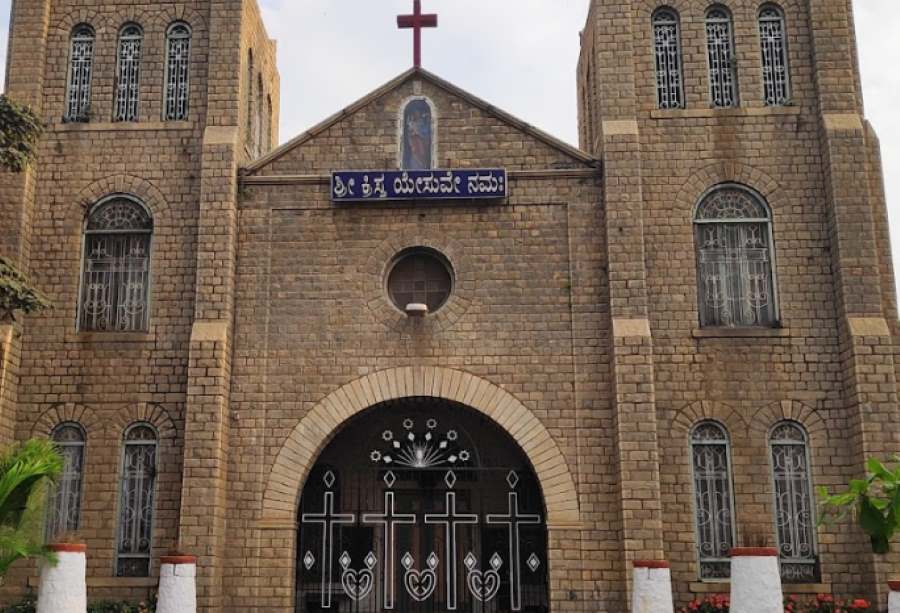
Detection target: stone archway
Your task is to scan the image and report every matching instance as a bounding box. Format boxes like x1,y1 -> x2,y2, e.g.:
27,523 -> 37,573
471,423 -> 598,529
261,367 -> 581,528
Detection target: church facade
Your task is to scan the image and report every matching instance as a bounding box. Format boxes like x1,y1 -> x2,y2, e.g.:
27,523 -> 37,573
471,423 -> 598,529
0,0 -> 898,611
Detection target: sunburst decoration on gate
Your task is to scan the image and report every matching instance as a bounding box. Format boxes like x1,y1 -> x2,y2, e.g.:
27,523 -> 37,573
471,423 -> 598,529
370,418 -> 471,468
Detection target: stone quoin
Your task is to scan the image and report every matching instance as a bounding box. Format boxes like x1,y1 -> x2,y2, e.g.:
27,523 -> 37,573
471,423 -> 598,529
0,0 -> 898,611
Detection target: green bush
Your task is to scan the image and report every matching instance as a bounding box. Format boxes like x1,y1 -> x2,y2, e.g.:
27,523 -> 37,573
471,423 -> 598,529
2,592 -> 155,613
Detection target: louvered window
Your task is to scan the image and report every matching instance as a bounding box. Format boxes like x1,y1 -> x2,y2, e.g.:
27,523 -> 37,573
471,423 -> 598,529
116,424 -> 157,577
65,25 -> 95,122
114,24 -> 143,122
706,7 -> 738,107
694,185 -> 778,327
164,23 -> 192,120
691,421 -> 736,580
759,5 -> 790,105
78,198 -> 152,332
653,8 -> 684,109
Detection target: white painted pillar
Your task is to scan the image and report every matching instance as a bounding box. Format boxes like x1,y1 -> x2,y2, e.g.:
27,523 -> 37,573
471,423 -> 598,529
631,560 -> 674,613
889,580 -> 900,613
37,544 -> 87,613
730,548 -> 783,613
157,554 -> 197,613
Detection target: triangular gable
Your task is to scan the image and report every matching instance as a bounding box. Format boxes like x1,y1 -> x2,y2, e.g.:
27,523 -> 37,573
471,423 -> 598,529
244,67 -> 595,175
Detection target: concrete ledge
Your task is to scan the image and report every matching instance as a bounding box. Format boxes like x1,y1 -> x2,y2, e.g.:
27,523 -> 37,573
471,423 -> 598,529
602,119 -> 639,136
612,317 -> 651,338
651,106 -> 801,120
56,121 -> 194,132
693,326 -> 790,339
847,316 -> 890,337
68,331 -> 155,344
190,321 -> 229,343
823,113 -> 864,132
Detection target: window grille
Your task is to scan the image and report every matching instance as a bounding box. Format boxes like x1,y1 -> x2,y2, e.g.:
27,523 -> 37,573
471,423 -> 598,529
164,23 -> 191,120
78,198 -> 152,332
759,5 -> 790,105
116,424 -> 157,577
770,422 -> 820,582
113,25 -> 143,122
653,8 -> 684,109
705,8 -> 738,107
694,185 -> 777,327
65,25 -> 95,122
46,424 -> 85,540
691,421 -> 735,580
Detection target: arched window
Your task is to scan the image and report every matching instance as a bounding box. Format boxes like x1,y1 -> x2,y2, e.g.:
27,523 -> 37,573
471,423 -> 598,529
246,50 -> 255,151
164,22 -> 192,120
690,421 -> 735,580
400,97 -> 434,170
116,423 -> 157,577
65,24 -> 95,122
705,7 -> 738,107
78,197 -> 153,332
46,423 -> 86,540
652,8 -> 684,109
759,5 -> 790,105
254,74 -> 264,156
694,184 -> 777,327
113,24 -> 143,122
769,422 -> 819,582
264,94 -> 273,153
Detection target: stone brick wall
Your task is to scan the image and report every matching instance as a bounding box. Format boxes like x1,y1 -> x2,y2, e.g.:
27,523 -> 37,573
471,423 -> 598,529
0,0 -> 277,606
580,0 -> 900,607
230,73 -> 618,611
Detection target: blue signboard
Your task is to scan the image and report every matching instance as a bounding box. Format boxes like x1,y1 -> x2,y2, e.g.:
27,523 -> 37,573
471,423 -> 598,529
331,169 -> 507,202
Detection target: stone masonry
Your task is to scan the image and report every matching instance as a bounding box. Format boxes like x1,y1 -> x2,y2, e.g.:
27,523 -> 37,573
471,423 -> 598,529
0,0 -> 897,611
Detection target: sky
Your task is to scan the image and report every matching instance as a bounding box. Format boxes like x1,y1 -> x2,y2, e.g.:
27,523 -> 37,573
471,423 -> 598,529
1,1 -> 899,301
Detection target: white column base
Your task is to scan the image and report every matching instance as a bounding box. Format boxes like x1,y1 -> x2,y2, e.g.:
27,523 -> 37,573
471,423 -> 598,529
888,581 -> 900,613
157,555 -> 197,613
37,544 -> 87,613
730,548 -> 783,613
631,561 -> 674,613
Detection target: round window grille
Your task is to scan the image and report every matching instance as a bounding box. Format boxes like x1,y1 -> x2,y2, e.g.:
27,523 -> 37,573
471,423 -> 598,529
386,248 -> 453,313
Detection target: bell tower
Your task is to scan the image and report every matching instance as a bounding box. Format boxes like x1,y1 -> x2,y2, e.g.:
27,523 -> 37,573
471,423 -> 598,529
579,0 -> 898,605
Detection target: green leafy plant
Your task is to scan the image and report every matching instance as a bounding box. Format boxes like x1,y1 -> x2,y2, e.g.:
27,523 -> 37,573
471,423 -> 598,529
818,456 -> 900,554
0,256 -> 51,324
2,594 -> 155,613
0,95 -> 42,174
0,439 -> 63,577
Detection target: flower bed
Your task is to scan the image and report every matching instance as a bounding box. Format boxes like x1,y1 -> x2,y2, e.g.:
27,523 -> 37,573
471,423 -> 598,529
678,594 -> 872,612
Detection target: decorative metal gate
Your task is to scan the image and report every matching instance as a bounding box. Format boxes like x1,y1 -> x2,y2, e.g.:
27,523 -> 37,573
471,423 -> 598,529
296,399 -> 549,613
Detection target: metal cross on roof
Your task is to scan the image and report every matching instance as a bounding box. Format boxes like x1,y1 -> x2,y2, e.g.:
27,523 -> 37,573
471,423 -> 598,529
397,0 -> 438,68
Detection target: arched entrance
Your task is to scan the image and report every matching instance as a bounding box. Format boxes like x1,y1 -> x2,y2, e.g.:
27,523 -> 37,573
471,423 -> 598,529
296,397 -> 549,612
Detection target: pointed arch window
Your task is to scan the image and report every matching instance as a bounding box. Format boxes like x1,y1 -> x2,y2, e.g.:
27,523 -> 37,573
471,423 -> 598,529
694,185 -> 778,328
164,22 -> 192,120
78,197 -> 153,332
65,24 -> 95,122
770,422 -> 820,582
46,423 -> 86,540
705,7 -> 738,107
113,24 -> 143,122
254,74 -> 264,156
691,421 -> 735,580
116,424 -> 157,577
246,50 -> 255,151
652,8 -> 684,109
759,5 -> 790,105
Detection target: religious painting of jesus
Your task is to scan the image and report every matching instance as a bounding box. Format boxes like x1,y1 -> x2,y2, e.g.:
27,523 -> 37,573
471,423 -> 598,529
401,98 -> 434,170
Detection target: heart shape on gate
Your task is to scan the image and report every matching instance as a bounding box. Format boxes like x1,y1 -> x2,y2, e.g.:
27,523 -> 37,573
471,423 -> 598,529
341,568 -> 374,601
404,569 -> 436,602
467,570 -> 500,602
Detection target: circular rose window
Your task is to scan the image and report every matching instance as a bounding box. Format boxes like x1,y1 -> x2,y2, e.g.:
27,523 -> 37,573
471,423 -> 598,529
387,248 -> 453,313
